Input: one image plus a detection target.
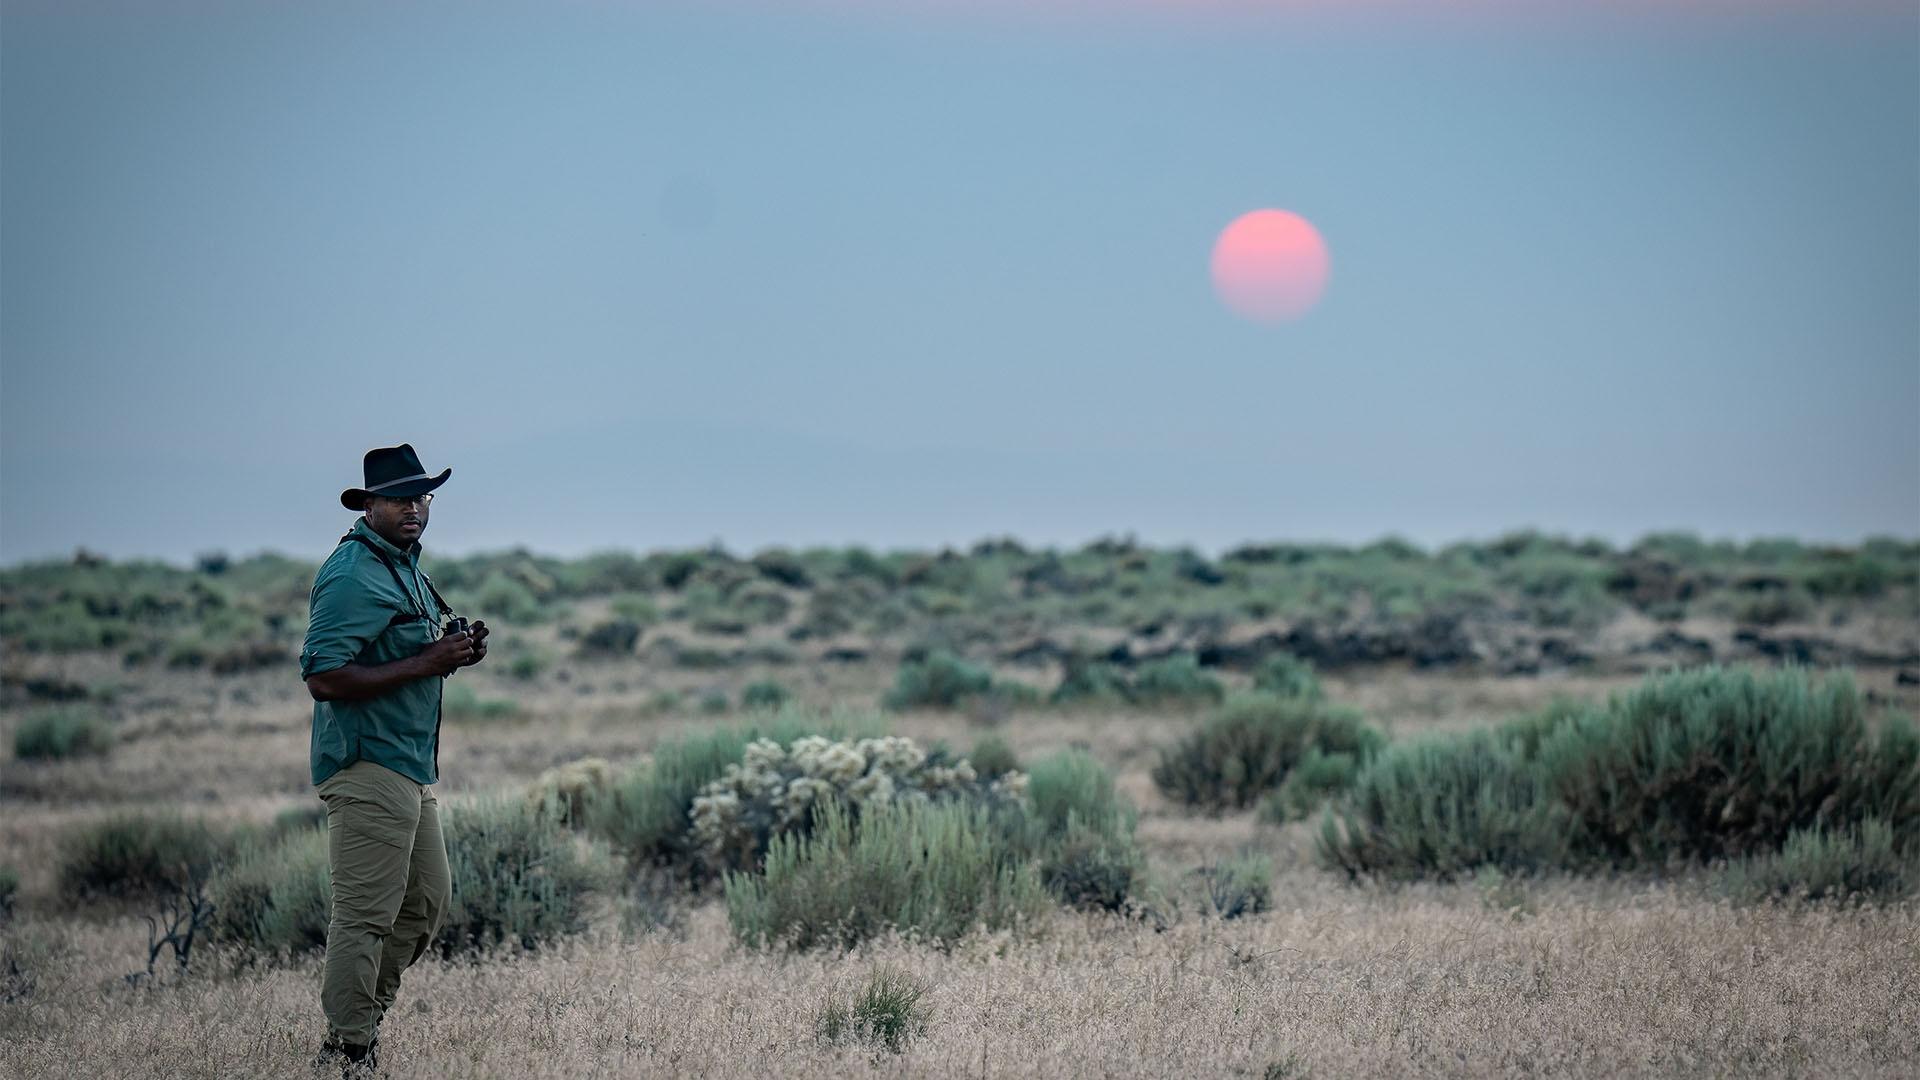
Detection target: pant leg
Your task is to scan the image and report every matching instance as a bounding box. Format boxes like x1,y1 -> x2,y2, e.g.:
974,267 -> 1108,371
318,762 -> 423,1047
371,784 -> 451,1024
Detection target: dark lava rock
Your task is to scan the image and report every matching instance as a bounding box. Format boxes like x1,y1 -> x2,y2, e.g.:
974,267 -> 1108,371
1633,629 -> 1715,666
1605,558 -> 1699,607
1190,613 -> 1477,672
1,672 -> 90,702
1731,629 -> 1827,665
1732,629 -> 1920,667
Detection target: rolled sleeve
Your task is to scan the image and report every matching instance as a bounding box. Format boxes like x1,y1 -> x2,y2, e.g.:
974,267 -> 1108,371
300,564 -> 393,679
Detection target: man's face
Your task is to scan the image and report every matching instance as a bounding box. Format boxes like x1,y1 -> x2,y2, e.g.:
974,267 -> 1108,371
364,493 -> 431,549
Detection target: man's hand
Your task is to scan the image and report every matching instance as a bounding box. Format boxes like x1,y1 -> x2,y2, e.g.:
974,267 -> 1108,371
418,630 -> 477,677
461,620 -> 490,667
306,630 -> 470,702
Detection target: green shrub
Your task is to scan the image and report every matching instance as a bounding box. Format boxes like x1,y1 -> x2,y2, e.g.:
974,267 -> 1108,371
968,734 -> 1020,782
1803,556 -> 1895,599
443,682 -> 521,721
1717,819 -> 1915,905
13,707 -> 114,761
790,591 -> 861,640
1152,694 -> 1385,812
654,552 -> 705,591
1497,549 -> 1614,628
473,572 -> 547,623
884,650 -> 994,710
1318,731 -> 1564,881
1259,749 -> 1364,824
3,600 -> 126,652
58,813 -> 232,903
669,644 -> 734,670
588,727 -> 756,865
1252,653 -> 1324,702
1859,713 -> 1920,835
814,965 -> 933,1053
725,798 -> 1049,950
1048,658 -> 1133,707
439,797 -> 612,956
1129,653 -> 1225,706
206,639 -> 291,675
752,549 -> 813,589
698,688 -> 730,714
608,593 -> 661,624
1537,666 -> 1916,867
1495,697 -> 1592,761
1019,750 -> 1141,911
841,547 -> 899,586
578,618 -> 643,657
1201,852 -> 1273,919
209,828 -> 331,958
731,585 -> 792,627
1037,823 -> 1140,912
964,680 -> 1042,724
687,583 -> 754,635
164,636 -> 214,669
1025,749 -> 1130,839
268,803 -> 326,839
741,680 -> 791,711
1318,666 -> 1920,883
1731,586 -> 1814,626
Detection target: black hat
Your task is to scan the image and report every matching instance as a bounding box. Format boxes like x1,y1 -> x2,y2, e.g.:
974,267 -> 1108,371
340,444 -> 452,511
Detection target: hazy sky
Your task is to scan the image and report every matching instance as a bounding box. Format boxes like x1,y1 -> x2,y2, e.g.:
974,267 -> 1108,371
3,0 -> 1916,564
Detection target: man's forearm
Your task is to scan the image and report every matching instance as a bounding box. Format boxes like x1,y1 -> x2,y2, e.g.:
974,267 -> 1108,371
305,656 -> 437,703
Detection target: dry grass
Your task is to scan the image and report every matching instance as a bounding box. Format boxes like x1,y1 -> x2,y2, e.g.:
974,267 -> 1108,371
3,655 -> 1918,1077
5,888 -> 1915,1078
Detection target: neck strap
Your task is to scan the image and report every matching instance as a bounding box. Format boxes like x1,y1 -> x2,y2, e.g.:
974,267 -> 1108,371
340,532 -> 453,619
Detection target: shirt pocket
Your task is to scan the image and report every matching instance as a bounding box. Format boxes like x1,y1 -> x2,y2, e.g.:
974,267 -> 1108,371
375,613 -> 437,662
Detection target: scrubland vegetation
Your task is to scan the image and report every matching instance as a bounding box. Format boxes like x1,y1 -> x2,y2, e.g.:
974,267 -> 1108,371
5,531 -> 1916,681
2,532 -> 1917,1077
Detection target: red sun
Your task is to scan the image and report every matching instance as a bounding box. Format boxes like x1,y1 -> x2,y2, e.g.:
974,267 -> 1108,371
1210,209 -> 1329,323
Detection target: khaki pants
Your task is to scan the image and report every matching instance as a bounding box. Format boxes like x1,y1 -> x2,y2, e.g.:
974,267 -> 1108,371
317,760 -> 451,1047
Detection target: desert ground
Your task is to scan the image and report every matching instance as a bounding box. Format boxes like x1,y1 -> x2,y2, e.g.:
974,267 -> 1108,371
4,647 -> 1917,1079
5,534 -> 1920,1078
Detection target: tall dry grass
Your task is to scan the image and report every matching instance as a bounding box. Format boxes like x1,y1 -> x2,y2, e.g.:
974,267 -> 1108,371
4,890 -> 1916,1078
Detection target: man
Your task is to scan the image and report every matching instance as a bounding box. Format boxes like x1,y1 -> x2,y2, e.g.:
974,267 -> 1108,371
300,443 -> 489,1071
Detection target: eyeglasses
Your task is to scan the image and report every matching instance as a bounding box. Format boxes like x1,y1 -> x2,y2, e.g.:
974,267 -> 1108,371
371,493 -> 434,508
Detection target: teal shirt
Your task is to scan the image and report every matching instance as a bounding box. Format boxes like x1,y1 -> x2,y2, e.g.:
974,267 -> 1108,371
300,517 -> 444,786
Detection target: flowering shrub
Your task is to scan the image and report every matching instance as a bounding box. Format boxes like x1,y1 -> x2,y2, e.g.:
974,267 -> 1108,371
689,735 -> 1025,874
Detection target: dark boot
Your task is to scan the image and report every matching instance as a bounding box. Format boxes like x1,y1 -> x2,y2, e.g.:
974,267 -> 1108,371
312,1031 -> 377,1076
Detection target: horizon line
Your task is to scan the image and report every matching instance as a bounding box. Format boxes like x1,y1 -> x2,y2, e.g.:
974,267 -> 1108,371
7,526 -> 1916,572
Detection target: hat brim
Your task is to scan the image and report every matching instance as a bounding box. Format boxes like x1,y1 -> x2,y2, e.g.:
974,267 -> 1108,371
341,468 -> 451,511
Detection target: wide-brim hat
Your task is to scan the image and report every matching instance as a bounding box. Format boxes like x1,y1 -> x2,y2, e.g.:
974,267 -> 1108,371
340,443 -> 452,511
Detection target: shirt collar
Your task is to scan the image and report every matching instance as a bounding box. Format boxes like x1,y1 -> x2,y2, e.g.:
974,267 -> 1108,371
353,517 -> 421,563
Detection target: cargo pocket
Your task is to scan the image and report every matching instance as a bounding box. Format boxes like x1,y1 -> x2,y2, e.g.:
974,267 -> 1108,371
322,781 -> 419,928
324,794 -> 415,849
319,763 -> 420,849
